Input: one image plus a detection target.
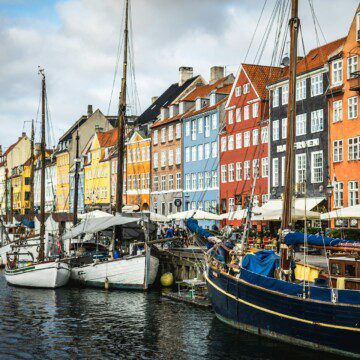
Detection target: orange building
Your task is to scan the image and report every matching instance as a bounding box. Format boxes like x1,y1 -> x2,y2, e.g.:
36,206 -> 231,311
126,130 -> 151,211
328,6 -> 360,228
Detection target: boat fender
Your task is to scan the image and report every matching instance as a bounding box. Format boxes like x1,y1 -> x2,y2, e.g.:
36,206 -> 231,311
104,277 -> 109,290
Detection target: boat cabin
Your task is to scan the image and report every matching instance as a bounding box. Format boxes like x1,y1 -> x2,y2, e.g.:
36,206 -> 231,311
329,256 -> 360,290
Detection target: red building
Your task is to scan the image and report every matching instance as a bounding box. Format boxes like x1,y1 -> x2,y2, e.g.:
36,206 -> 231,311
219,64 -> 283,226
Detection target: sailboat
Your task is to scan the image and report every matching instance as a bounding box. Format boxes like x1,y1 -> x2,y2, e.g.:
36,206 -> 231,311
200,0 -> 360,357
4,69 -> 71,289
68,0 -> 159,290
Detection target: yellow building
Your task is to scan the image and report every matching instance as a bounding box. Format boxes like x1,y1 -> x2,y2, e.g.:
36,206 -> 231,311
84,128 -> 118,211
56,150 -> 70,212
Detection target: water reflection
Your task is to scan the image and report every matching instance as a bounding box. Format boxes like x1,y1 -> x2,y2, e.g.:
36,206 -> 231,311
0,274 -> 342,360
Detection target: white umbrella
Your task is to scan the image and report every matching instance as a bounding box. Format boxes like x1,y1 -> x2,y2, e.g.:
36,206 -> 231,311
252,207 -> 320,221
220,207 -> 262,221
168,210 -> 221,221
320,204 -> 360,220
78,210 -> 112,220
140,211 -> 168,222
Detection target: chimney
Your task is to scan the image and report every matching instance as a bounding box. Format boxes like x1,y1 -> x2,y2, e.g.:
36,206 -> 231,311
87,105 -> 93,118
179,66 -> 193,86
34,143 -> 41,155
210,66 -> 224,84
151,96 -> 159,103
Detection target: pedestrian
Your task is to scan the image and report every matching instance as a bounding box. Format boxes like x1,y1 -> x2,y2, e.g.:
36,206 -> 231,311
156,225 -> 162,241
165,225 -> 174,238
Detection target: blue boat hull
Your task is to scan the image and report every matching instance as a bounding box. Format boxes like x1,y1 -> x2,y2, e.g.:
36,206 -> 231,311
205,267 -> 360,358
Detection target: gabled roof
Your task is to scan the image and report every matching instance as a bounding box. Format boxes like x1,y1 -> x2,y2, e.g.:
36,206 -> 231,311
4,135 -> 28,157
181,77 -> 227,101
136,76 -> 200,125
96,128 -> 118,148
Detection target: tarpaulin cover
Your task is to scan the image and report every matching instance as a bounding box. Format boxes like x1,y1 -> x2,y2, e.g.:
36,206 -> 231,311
285,232 -> 344,247
186,218 -> 212,239
21,219 -> 34,229
242,250 -> 280,278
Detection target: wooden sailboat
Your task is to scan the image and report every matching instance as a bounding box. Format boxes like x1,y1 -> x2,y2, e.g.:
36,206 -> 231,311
70,0 -> 159,290
4,69 -> 70,289
202,0 -> 360,357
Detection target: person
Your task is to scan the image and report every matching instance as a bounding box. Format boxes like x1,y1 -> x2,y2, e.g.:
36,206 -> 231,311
165,225 -> 174,239
157,225 -> 162,240
174,226 -> 180,237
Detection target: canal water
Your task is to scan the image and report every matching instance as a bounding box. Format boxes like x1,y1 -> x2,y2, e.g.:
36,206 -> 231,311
0,273 -> 340,360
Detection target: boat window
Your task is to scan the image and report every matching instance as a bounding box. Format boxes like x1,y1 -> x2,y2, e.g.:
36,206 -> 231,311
345,264 -> 356,277
331,263 -> 342,276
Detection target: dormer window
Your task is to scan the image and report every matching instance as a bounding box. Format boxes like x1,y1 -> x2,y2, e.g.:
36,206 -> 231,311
161,108 -> 166,120
332,59 -> 343,86
210,93 -> 216,106
179,102 -> 185,114
195,98 -> 202,111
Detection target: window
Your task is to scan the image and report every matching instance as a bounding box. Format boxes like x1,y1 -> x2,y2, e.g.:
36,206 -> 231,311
168,174 -> 174,190
262,194 -> 269,205
212,113 -> 217,130
252,102 -> 259,117
168,149 -> 174,166
185,121 -> 190,136
185,147 -> 190,162
198,117 -> 203,134
191,173 -> 197,189
161,202 -> 166,215
141,148 -> 146,162
211,142 -> 217,158
205,116 -> 210,137
175,147 -> 181,165
311,151 -> 323,183
281,118 -> 287,139
347,56 -> 358,79
198,201 -> 203,211
235,133 -> 242,149
153,153 -> 158,169
236,108 -> 241,122
357,12 -> 360,40
161,175 -> 166,191
272,158 -> 279,187
205,171 -> 211,188
282,84 -> 288,105
198,172 -> 203,189
333,140 -> 343,163
244,161 -> 250,180
235,86 -> 242,97
273,88 -> 279,107
161,128 -> 166,143
310,74 -> 323,96
273,120 -> 279,141
198,144 -> 203,160
252,159 -> 259,178
243,83 -> 250,94
210,93 -> 216,106
221,165 -> 227,183
332,59 -> 343,86
348,96 -> 358,119
296,114 -> 306,136
151,175 -> 156,190
212,171 -> 218,188
191,120 -> 197,140
295,153 -> 306,185
191,201 -> 196,210
281,156 -> 285,186
168,125 -> 174,141
161,151 -> 166,167
334,182 -> 344,208
296,79 -> 306,101
204,143 -> 210,159
236,162 -> 242,181
204,200 -> 211,212
153,130 -> 158,145
348,137 -> 360,160
221,137 -> 226,152
333,100 -> 342,123
195,98 -> 202,111
261,157 -> 268,178
244,106 -> 250,120
251,129 -> 258,146
176,173 -> 181,190
244,131 -> 250,147
228,135 -> 234,150
228,110 -> 234,125
228,163 -> 234,182
349,181 -> 359,206
191,146 -> 197,162
228,198 -> 235,212
261,126 -> 268,143
176,123 -> 181,139
185,174 -> 190,191
311,109 -> 324,133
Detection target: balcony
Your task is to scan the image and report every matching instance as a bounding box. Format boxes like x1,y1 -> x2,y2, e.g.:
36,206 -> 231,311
349,71 -> 360,92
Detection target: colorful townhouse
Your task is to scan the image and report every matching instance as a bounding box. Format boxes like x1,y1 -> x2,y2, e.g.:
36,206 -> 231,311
0,147 -> 6,215
150,67 -> 205,215
220,64 -> 283,226
268,38 -> 346,220
328,6 -> 360,228
56,106 -> 116,213
109,145 -> 127,210
181,68 -> 234,229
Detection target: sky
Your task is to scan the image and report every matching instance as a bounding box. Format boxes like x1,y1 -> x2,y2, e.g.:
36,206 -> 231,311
0,0 -> 358,150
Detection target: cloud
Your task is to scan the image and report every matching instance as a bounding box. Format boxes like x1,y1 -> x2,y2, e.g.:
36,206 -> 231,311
0,0 -> 358,149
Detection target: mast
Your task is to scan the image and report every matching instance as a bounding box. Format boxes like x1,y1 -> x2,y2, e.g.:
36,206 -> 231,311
38,69 -> 46,262
115,0 -> 129,214
5,168 -> 8,223
73,131 -> 80,226
29,120 -> 35,219
281,0 -> 299,231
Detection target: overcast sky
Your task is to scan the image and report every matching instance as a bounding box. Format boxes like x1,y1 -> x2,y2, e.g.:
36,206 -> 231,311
0,0 -> 358,150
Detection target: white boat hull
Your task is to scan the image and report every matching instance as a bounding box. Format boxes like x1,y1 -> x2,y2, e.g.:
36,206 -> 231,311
0,239 -> 39,265
4,261 -> 71,289
71,255 -> 159,290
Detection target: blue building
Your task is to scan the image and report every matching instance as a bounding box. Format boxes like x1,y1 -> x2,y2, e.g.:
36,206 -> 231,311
181,70 -> 234,229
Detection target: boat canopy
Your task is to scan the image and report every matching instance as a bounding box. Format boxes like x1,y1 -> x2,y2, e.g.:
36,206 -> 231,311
168,210 -> 221,220
320,204 -> 360,220
242,250 -> 280,277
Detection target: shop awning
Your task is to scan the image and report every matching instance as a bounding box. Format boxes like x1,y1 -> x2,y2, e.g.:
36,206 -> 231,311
220,207 -> 262,221
320,204 -> 360,220
168,210 -> 221,221
261,197 -> 325,212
